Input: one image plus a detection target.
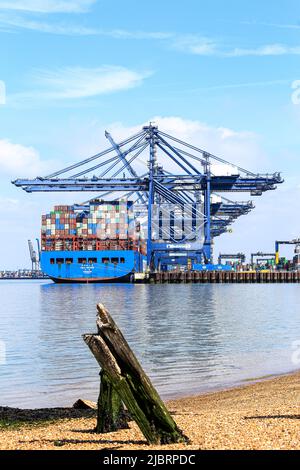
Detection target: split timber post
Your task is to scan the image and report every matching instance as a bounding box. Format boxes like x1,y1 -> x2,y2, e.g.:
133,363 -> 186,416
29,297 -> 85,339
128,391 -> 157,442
83,303 -> 188,445
97,370 -> 129,433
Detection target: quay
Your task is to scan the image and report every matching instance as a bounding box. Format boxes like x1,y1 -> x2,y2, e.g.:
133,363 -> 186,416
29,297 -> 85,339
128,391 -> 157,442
134,271 -> 300,284
0,270 -> 49,280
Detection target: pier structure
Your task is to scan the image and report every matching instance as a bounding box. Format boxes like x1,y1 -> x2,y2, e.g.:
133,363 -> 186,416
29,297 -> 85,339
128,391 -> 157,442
135,270 -> 300,284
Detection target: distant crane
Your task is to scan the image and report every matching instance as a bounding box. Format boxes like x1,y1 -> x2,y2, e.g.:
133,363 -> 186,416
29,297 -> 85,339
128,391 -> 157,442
256,258 -> 275,265
275,239 -> 300,265
28,240 -> 40,271
251,252 -> 275,265
218,253 -> 246,264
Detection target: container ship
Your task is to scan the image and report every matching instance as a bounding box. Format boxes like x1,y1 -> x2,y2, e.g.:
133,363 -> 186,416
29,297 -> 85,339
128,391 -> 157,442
40,200 -> 146,283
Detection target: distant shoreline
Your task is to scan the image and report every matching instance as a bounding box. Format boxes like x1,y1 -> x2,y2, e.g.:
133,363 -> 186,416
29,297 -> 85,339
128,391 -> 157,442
0,278 -> 49,280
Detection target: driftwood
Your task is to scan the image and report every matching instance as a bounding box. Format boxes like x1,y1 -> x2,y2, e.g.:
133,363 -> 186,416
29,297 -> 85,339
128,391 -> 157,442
73,399 -> 97,410
83,303 -> 188,445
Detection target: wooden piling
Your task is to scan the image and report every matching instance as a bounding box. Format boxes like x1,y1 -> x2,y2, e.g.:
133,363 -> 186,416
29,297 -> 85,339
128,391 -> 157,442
83,304 -> 188,445
139,270 -> 300,284
96,370 -> 129,433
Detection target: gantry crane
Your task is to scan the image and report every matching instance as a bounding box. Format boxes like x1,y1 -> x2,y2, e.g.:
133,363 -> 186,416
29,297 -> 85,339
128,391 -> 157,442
251,252 -> 276,265
13,124 -> 284,269
28,239 -> 40,271
218,253 -> 246,265
275,239 -> 300,265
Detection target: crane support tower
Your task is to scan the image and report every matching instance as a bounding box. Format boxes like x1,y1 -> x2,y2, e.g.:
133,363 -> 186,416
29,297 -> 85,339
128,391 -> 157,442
28,239 -> 40,271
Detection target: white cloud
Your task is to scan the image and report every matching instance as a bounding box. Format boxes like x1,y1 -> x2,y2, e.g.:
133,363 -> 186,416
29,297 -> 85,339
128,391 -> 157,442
37,116 -> 267,180
0,7 -> 299,60
0,12 -> 299,60
0,13 -> 173,37
0,189 -> 77,269
170,35 -> 218,55
0,0 -> 96,13
226,44 -> 300,57
101,116 -> 268,175
190,79 -> 291,92
171,35 -> 300,57
10,66 -> 152,103
103,29 -> 173,40
0,79 -> 5,104
153,116 -> 267,172
0,116 -> 270,182
241,20 -> 300,31
0,138 -> 53,177
0,196 -> 19,208
0,14 -> 98,34
164,32 -> 300,58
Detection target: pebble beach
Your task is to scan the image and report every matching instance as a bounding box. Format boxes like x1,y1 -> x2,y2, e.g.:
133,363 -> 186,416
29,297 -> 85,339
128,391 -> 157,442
0,371 -> 299,451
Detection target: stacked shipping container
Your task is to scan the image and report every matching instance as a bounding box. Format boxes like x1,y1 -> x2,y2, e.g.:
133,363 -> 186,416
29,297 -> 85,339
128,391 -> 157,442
42,205 -> 77,237
41,200 -> 145,253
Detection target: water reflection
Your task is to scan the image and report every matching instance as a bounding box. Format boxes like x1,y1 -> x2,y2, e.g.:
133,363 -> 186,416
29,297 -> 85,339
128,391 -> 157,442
0,281 -> 299,407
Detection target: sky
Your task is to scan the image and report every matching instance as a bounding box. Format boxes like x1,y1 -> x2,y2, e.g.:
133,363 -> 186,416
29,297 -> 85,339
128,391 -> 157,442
1,0 -> 300,269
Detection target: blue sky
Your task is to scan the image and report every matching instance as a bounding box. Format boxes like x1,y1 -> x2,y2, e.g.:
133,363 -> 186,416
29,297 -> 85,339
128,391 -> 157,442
1,0 -> 300,268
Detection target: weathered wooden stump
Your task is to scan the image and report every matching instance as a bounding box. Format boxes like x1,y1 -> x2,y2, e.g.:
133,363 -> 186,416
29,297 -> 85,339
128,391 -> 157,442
96,370 -> 129,433
83,303 -> 188,445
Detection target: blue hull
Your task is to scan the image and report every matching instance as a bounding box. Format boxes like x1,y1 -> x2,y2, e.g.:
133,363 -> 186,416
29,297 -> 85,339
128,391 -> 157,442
40,249 -> 145,283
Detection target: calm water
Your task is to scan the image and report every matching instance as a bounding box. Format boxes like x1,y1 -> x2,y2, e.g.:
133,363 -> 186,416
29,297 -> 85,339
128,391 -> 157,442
0,281 -> 300,408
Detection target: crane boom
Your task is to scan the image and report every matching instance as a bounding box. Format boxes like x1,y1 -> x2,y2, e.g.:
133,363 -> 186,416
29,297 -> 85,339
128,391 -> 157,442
105,130 -> 147,204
